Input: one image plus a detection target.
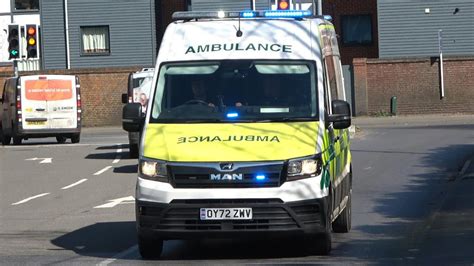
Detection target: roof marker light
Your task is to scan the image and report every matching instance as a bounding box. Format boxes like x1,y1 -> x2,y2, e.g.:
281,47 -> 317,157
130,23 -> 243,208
323,15 -> 333,21
226,112 -> 239,118
217,11 -> 225,18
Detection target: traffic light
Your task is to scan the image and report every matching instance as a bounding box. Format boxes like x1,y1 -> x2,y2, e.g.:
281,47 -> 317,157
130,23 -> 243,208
276,0 -> 291,10
8,24 -> 20,60
26,24 -> 39,59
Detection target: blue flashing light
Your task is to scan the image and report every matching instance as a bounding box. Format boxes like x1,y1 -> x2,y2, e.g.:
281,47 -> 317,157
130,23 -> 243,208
256,174 -> 267,181
241,11 -> 257,18
226,112 -> 239,118
263,10 -> 312,18
323,15 -> 333,21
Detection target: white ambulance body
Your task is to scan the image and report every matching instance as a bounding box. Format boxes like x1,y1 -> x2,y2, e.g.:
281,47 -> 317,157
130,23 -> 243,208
122,9 -> 352,259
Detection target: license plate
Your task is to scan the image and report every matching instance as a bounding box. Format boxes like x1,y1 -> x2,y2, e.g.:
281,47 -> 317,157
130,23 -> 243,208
27,121 -> 46,125
200,208 -> 252,220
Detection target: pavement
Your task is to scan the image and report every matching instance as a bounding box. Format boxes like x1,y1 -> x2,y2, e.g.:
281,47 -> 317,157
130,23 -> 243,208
82,115 -> 474,258
354,114 -> 474,263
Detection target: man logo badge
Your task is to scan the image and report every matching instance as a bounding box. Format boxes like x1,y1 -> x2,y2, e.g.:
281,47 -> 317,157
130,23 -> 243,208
210,173 -> 243,181
220,163 -> 234,171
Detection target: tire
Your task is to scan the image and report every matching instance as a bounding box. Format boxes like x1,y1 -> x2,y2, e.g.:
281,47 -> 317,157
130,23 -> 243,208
13,136 -> 22,145
332,170 -> 352,233
138,235 -> 163,260
129,143 -> 139,159
71,134 -> 80,144
332,192 -> 352,233
2,133 -> 11,145
306,196 -> 332,256
56,136 -> 66,144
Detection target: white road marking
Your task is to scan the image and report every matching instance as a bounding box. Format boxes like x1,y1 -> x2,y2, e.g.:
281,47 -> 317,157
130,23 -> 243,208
12,193 -> 50,205
61,179 -> 88,190
94,196 -> 135,208
93,166 -> 112,176
25,157 -> 53,164
1,143 -> 128,149
112,144 -> 122,164
97,245 -> 138,265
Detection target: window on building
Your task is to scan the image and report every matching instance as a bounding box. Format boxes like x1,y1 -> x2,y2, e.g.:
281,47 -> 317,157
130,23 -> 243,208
80,26 -> 110,55
14,0 -> 39,11
341,15 -> 373,46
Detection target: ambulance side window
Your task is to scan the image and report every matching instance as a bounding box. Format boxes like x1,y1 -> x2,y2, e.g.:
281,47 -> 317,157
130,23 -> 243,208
324,55 -> 344,102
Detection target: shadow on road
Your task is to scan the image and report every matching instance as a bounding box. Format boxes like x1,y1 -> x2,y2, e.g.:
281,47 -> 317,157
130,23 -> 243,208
334,124 -> 474,263
51,222 -> 137,258
95,144 -> 129,150
51,221 -> 309,260
114,164 -> 138,174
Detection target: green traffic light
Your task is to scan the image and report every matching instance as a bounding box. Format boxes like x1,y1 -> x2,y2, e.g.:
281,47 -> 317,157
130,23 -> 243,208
10,50 -> 19,56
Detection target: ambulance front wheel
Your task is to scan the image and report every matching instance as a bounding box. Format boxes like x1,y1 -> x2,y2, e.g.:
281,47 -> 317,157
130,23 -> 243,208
138,234 -> 163,260
305,196 -> 332,255
332,167 -> 352,233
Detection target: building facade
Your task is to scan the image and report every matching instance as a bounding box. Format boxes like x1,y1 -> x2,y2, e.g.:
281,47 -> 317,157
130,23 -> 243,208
40,0 -> 158,70
378,0 -> 474,58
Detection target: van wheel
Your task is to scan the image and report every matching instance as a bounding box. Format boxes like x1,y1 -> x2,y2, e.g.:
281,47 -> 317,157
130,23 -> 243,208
13,136 -> 22,145
129,143 -> 139,158
71,134 -> 80,143
56,136 -> 66,144
333,170 -> 352,233
138,235 -> 163,260
2,134 -> 11,145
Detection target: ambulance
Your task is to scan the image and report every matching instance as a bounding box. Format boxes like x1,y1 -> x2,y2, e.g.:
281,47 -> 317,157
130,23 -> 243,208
1,75 -> 81,145
123,7 -> 352,259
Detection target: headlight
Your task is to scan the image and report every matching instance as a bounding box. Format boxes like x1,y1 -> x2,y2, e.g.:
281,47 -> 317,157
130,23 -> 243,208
139,159 -> 168,182
287,157 -> 322,181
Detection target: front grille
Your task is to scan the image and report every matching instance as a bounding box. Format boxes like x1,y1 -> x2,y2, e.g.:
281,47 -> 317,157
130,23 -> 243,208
173,173 -> 281,188
139,199 -> 321,231
169,163 -> 284,189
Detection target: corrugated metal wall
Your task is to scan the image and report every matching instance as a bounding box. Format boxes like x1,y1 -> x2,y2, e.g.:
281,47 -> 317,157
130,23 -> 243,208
378,0 -> 474,58
190,0 -> 271,11
41,0 -> 156,70
40,0 -> 67,69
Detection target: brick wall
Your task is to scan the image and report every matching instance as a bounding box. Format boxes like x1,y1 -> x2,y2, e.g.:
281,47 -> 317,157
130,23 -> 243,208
1,67 -> 141,126
323,0 -> 378,65
354,57 -> 474,115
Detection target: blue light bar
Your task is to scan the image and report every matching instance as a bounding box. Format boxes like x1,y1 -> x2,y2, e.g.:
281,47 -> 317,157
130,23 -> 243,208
256,174 -> 267,181
263,10 -> 312,18
241,11 -> 257,18
226,112 -> 239,118
172,10 -> 314,21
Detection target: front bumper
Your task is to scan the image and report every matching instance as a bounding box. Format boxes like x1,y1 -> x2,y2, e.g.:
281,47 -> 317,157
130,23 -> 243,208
17,127 -> 81,137
136,198 -> 329,240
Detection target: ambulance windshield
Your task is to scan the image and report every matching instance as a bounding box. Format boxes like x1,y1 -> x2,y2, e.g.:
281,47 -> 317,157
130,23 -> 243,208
150,60 -> 318,123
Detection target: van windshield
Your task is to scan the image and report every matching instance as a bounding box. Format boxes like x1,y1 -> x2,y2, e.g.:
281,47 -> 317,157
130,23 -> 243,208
150,60 -> 318,123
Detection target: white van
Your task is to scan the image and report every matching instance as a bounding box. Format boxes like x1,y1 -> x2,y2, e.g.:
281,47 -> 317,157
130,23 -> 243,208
1,75 -> 81,145
123,8 -> 352,259
121,68 -> 154,158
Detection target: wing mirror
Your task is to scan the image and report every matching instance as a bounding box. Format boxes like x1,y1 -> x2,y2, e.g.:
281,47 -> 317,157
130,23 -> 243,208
328,100 -> 351,129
